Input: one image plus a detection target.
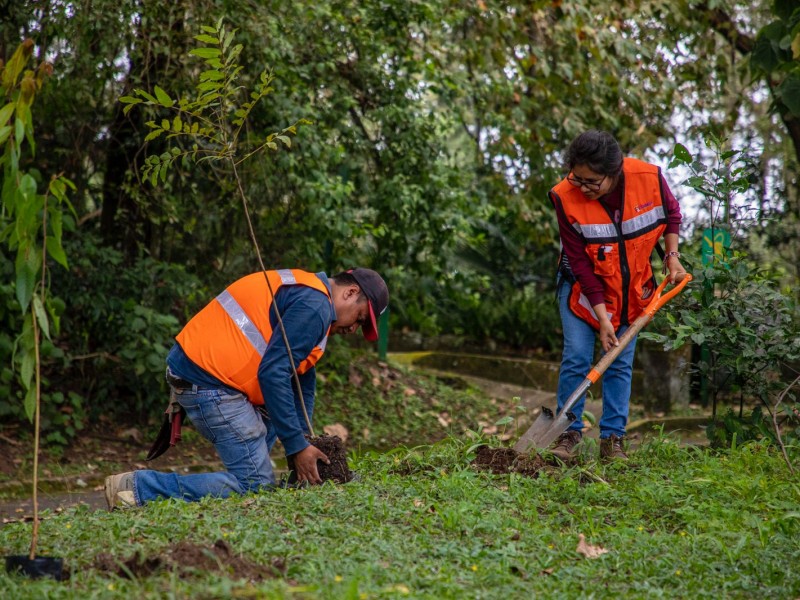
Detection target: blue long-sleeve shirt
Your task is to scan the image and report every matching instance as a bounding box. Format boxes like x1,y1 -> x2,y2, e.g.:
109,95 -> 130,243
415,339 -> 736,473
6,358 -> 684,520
166,272 -> 335,456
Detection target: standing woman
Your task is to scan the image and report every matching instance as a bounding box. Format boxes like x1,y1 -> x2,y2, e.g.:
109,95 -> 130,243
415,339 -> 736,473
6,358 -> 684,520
549,130 -> 686,461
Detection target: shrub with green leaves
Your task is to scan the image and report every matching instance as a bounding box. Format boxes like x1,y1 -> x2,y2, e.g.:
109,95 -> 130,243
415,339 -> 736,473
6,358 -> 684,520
644,135 -> 800,446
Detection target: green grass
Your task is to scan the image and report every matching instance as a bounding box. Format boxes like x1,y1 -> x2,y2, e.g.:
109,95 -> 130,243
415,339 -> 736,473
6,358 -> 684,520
2,435 -> 799,599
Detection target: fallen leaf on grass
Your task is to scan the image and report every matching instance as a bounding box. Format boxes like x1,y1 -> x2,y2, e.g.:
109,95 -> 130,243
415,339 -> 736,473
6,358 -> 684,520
540,567 -> 554,575
576,533 -> 609,558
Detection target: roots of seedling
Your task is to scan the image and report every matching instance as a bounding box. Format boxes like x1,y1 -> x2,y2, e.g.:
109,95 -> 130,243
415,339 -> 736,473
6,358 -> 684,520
287,435 -> 353,484
471,445 -> 546,478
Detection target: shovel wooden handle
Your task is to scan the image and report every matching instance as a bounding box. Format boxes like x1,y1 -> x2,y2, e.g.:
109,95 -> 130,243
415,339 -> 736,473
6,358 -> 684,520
586,274 -> 692,384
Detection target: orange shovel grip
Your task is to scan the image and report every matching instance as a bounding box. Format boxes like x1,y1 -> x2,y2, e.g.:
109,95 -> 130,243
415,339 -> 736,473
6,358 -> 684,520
644,273 -> 692,318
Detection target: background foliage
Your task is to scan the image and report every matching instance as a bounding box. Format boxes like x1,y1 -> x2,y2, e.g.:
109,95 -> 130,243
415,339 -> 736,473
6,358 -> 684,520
0,0 -> 798,438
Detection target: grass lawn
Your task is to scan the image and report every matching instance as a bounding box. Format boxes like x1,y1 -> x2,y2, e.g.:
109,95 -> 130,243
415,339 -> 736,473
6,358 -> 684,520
1,434 -> 798,599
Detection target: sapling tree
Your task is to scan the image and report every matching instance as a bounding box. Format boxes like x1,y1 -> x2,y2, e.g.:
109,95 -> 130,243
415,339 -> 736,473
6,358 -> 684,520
120,19 -> 314,432
1,39 -> 75,561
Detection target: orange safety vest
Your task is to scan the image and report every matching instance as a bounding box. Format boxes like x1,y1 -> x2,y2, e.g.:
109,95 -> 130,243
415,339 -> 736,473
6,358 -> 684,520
550,158 -> 667,329
176,269 -> 332,405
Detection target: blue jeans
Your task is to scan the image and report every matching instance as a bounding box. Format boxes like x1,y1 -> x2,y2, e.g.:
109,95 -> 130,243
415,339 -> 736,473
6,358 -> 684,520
556,277 -> 637,438
132,384 -> 278,506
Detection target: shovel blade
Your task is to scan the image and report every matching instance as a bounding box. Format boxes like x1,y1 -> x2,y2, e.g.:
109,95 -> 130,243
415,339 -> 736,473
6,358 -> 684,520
533,411 -> 577,451
513,406 -> 554,453
514,408 -> 577,453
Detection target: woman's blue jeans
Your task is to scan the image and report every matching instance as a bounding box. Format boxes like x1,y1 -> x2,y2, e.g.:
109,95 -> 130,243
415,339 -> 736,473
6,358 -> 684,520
132,385 -> 278,506
556,277 -> 638,438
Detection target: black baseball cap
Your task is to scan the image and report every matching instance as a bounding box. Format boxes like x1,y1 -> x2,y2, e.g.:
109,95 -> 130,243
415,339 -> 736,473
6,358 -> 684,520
348,268 -> 389,341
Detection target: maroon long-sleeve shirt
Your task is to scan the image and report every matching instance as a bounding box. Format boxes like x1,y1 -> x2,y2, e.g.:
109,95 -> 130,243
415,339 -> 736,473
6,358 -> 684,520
556,173 -> 682,307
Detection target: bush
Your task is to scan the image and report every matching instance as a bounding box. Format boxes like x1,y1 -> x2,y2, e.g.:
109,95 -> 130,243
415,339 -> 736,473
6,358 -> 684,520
46,232 -> 204,427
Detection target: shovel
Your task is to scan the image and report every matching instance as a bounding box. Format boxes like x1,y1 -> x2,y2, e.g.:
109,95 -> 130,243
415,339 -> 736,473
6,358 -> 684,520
514,274 -> 692,454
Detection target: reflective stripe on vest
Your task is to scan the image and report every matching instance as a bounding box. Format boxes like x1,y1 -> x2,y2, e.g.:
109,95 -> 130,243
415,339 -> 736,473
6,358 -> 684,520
575,205 -> 665,241
216,290 -> 268,355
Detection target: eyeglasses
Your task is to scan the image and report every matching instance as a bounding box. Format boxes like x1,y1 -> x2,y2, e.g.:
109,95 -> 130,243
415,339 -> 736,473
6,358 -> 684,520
567,172 -> 607,192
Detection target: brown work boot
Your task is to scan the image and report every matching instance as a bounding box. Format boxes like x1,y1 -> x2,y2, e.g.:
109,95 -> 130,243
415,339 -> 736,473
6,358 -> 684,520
600,434 -> 628,461
104,471 -> 137,510
549,430 -> 582,461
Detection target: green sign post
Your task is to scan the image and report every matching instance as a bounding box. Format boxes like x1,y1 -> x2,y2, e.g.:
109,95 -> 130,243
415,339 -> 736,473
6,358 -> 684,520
701,227 -> 730,266
378,308 -> 389,362
699,227 -> 730,408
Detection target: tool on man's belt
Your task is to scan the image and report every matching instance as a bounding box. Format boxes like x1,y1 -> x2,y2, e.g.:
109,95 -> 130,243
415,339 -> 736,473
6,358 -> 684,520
146,397 -> 187,461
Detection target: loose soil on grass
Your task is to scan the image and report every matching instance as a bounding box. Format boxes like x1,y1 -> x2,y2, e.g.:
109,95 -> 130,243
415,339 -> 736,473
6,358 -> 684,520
93,539 -> 286,582
471,445 -> 547,478
286,435 -> 352,484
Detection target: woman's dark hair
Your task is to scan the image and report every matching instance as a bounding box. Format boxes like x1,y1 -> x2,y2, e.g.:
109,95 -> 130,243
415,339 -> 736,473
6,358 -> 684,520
565,130 -> 624,177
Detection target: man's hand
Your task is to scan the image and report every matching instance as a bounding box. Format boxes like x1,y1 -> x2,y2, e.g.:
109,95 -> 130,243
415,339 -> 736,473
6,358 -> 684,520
292,445 -> 330,485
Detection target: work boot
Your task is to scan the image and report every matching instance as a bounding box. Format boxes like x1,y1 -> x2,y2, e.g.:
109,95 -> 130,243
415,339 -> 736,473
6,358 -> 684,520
600,434 -> 628,461
104,471 -> 137,510
549,430 -> 582,461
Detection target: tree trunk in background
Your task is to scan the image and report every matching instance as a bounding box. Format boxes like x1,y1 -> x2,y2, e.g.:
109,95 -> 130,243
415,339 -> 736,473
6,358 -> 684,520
638,342 -> 692,415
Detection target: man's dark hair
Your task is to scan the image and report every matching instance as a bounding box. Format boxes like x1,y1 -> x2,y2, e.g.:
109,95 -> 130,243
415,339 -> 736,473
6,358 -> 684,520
332,271 -> 358,286
565,130 -> 624,177
331,271 -> 367,301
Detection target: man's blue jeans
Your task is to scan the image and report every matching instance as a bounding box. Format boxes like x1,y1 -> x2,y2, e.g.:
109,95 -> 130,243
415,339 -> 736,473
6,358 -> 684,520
132,385 -> 278,506
556,277 -> 638,438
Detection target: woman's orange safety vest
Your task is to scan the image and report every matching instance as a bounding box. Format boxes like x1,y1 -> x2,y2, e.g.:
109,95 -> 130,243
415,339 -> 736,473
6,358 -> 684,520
176,269 -> 332,405
550,158 -> 667,330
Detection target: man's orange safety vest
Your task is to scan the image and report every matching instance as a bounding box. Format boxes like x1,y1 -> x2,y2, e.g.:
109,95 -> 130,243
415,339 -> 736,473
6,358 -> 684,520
176,269 -> 332,405
550,158 -> 667,329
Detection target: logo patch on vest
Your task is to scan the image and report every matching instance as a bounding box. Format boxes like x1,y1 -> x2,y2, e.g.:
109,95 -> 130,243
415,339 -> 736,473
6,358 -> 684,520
634,201 -> 654,213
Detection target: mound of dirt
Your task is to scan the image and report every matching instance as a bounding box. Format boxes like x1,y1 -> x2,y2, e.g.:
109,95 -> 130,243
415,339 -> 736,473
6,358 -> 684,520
94,539 -> 285,582
471,445 -> 546,478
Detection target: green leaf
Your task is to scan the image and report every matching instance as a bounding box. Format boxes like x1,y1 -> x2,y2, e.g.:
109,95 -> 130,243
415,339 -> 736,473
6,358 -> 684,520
144,129 -> 164,142
0,125 -> 11,145
119,95 -> 143,105
778,75 -> 800,117
277,135 -> 291,148
24,385 -> 36,422
0,102 -> 14,126
154,85 -> 174,108
194,34 -> 220,44
673,143 -> 692,164
135,89 -> 159,104
172,115 -> 183,132
190,48 -> 222,59
159,160 -> 169,183
199,70 -> 224,81
15,245 -> 38,313
161,119 -> 171,131
33,294 -> 50,340
46,236 -> 68,268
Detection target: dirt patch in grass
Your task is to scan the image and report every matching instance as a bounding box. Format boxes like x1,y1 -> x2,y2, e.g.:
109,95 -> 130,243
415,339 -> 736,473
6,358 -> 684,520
286,435 -> 353,484
471,445 -> 547,478
94,539 -> 285,582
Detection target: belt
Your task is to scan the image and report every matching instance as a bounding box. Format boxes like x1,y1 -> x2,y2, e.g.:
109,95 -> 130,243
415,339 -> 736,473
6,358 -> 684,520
166,372 -> 194,390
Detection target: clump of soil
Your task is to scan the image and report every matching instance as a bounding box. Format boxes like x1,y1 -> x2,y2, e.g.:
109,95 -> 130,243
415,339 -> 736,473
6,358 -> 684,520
286,434 -> 352,484
94,539 -> 285,582
471,445 -> 546,478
